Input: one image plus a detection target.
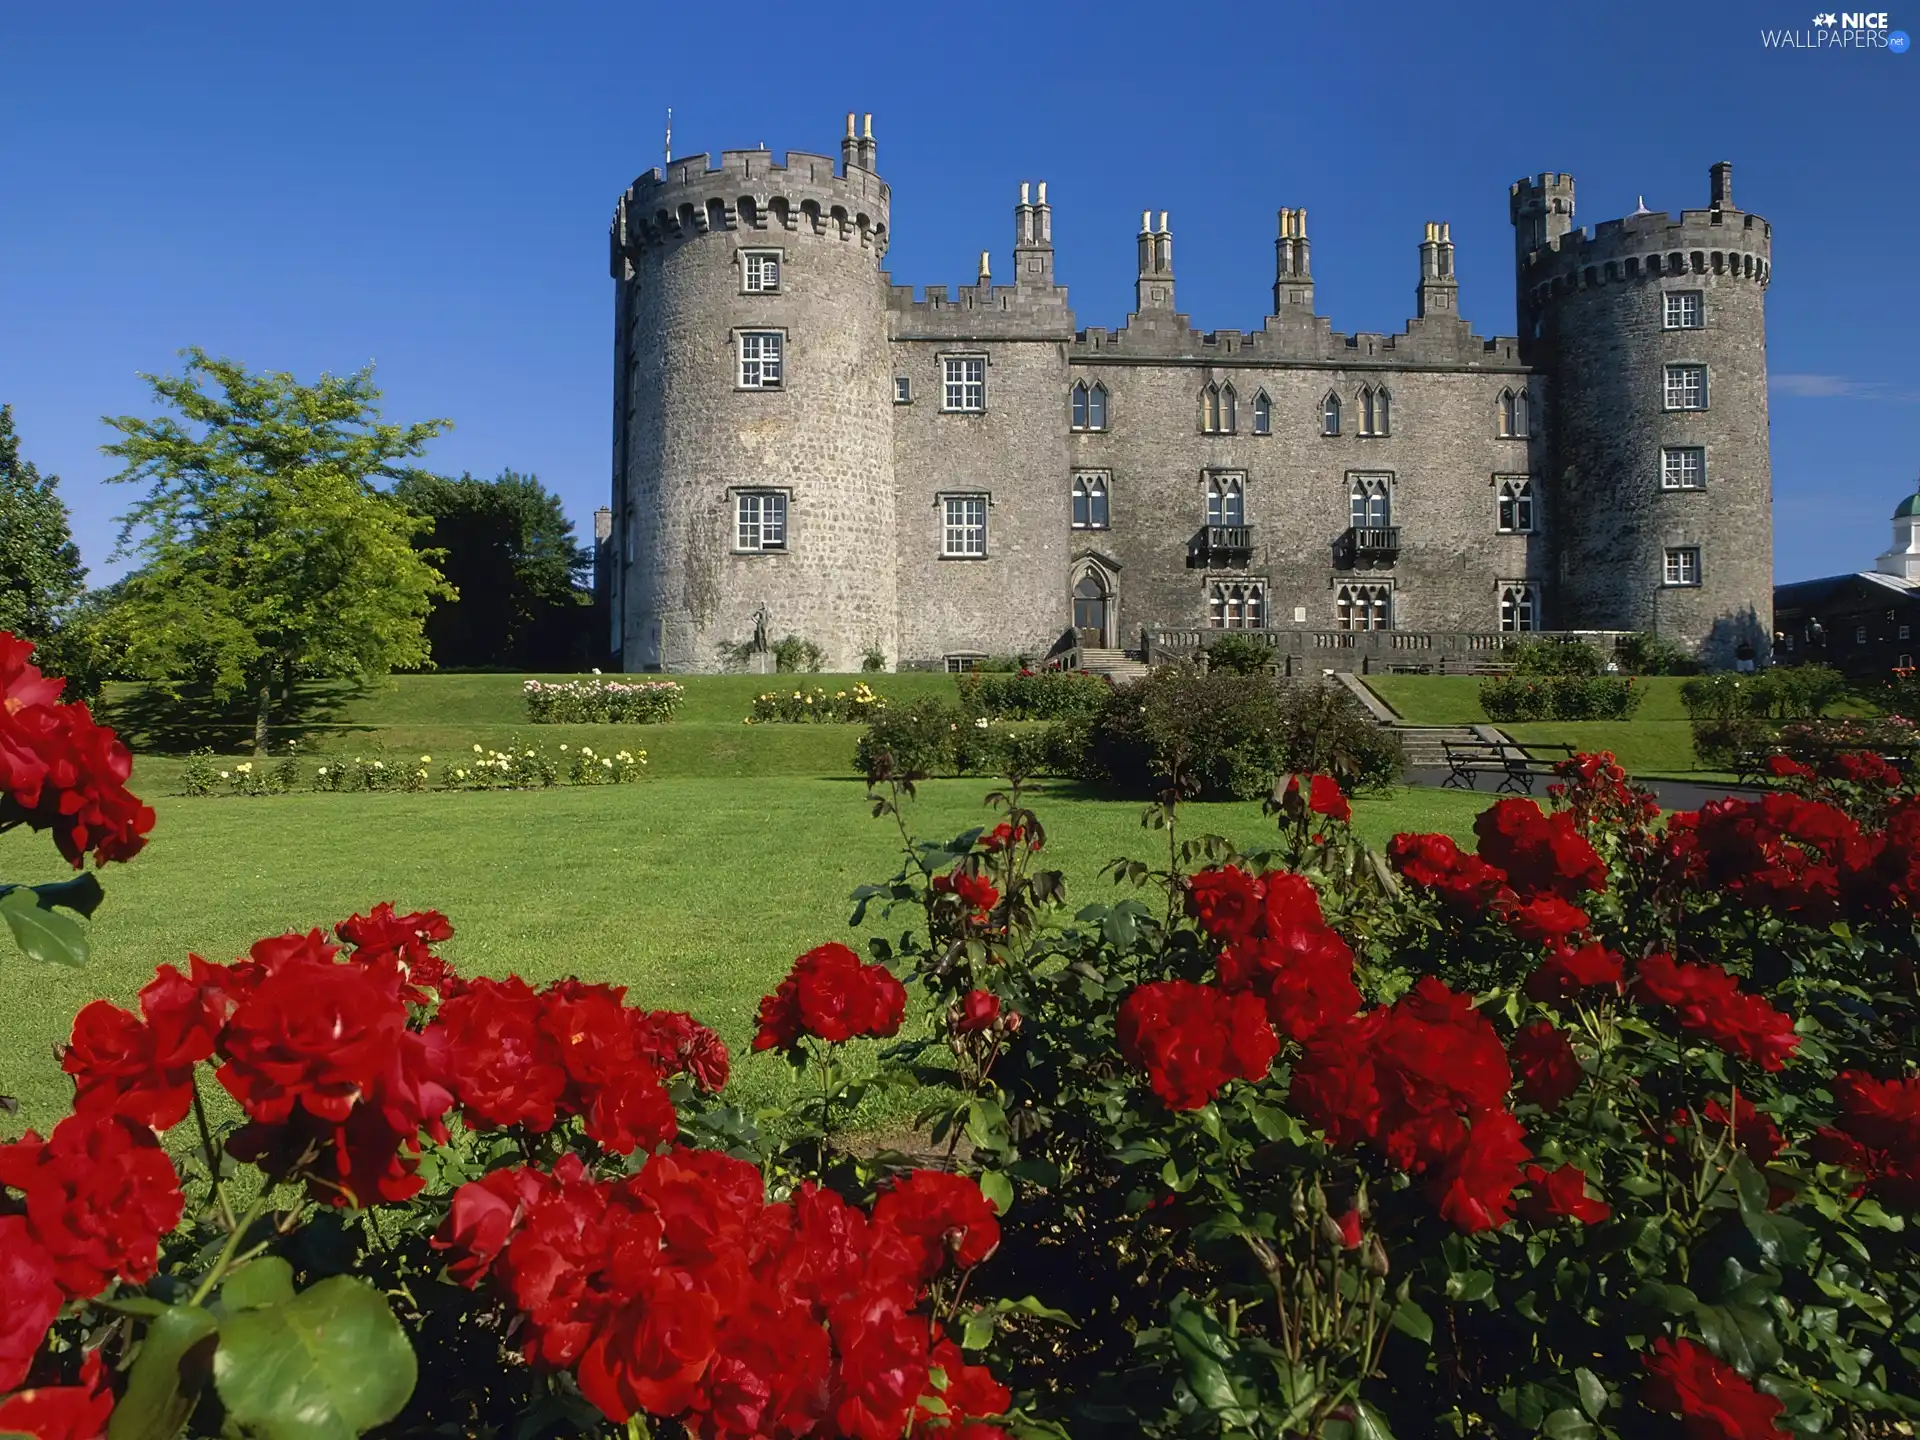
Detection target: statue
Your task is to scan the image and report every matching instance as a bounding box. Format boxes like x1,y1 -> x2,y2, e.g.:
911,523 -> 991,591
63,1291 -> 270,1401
752,604 -> 771,653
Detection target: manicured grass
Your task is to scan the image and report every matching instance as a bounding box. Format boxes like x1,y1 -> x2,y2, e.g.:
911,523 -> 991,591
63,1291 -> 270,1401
1360,675 -> 1708,775
0,778 -> 1491,1135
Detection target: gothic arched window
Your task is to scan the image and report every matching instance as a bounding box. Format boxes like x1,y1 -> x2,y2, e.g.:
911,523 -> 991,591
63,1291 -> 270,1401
1321,392 -> 1341,437
1071,382 -> 1089,430
1360,385 -> 1391,437
1350,475 -> 1391,530
1088,382 -> 1107,430
1252,390 -> 1271,435
1072,472 -> 1110,529
1220,384 -> 1237,434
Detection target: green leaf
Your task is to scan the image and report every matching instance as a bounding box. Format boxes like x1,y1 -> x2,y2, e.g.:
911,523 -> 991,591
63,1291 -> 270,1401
966,1097 -> 1011,1155
1694,1299 -> 1782,1376
1445,1270 -> 1495,1303
212,1275 -> 416,1440
990,1295 -> 1075,1326
0,887 -> 88,968
220,1256 -> 296,1313
1391,1300 -> 1434,1345
1541,1408 -> 1597,1440
1574,1367 -> 1607,1422
108,1303 -> 218,1440
26,872 -> 107,918
960,1311 -> 995,1351
1350,1399 -> 1397,1439
1636,1281 -> 1699,1318
978,1170 -> 1014,1215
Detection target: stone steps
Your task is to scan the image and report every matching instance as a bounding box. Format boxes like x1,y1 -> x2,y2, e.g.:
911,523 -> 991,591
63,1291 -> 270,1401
1072,649 -> 1151,683
1389,724 -> 1484,769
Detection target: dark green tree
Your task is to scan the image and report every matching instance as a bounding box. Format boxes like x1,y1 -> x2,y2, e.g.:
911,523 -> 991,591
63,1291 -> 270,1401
392,470 -> 592,670
103,349 -> 453,752
0,404 -> 86,642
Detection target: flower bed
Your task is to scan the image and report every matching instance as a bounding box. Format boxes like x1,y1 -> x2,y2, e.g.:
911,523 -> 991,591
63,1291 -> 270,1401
6,619 -> 1920,1438
182,740 -> 646,795
523,676 -> 684,724
957,668 -> 1111,722
747,683 -> 887,724
1480,672 -> 1643,721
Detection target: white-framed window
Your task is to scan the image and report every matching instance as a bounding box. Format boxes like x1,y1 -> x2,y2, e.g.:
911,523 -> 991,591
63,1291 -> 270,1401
945,654 -> 985,674
1661,446 -> 1706,489
941,494 -> 988,556
1207,579 -> 1268,629
942,356 -> 986,412
1496,477 -> 1535,534
1855,625 -> 1868,645
1359,385 -> 1391,437
894,376 -> 912,404
1902,625 -> 1912,641
1072,472 -> 1109,530
741,250 -> 782,294
1252,391 -> 1272,435
1337,583 -> 1393,631
1206,472 -> 1246,527
1350,474 -> 1391,530
734,491 -> 788,552
1321,392 -> 1341,436
1499,581 -> 1538,632
1664,364 -> 1707,410
1071,380 -> 1109,431
1663,290 -> 1704,329
1663,547 -> 1702,586
737,331 -> 784,389
1497,387 -> 1530,438
1200,383 -> 1237,435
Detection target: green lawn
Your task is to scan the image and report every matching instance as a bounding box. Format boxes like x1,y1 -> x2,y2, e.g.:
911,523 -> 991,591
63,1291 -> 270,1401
1360,675 -> 1707,776
0,778 -> 1491,1135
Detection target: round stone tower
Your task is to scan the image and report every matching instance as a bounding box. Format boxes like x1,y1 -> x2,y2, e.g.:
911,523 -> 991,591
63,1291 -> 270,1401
1512,162 -> 1773,665
608,116 -> 896,672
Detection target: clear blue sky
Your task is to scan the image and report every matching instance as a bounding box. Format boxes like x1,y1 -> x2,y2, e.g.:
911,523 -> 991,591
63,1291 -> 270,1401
3,0 -> 1913,588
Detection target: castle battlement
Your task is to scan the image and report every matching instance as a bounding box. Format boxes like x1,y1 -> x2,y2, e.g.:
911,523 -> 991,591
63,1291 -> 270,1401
609,146 -> 891,277
1069,312 -> 1523,370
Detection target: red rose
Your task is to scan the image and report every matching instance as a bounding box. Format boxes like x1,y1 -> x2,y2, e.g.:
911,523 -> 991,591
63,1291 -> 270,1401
1332,1208 -> 1364,1250
1499,894 -> 1591,944
629,1010 -> 731,1093
932,868 -> 1000,924
1386,833 -> 1514,913
63,958 -> 226,1130
1117,979 -> 1279,1111
576,1274 -> 721,1423
433,1165 -> 551,1286
1766,754 -> 1814,780
0,1216 -> 60,1391
921,1337 -> 1012,1424
1429,1109 -> 1530,1234
1187,866 -> 1266,944
583,1066 -> 678,1156
1808,1071 -> 1920,1206
1473,798 -> 1607,901
704,1301 -> 830,1437
1640,1336 -> 1788,1438
1516,1163 -> 1610,1226
1702,1094 -> 1786,1167
834,1306 -> 931,1440
1829,751 -> 1902,788
0,1112 -> 184,1299
0,1349 -> 115,1440
215,929 -> 408,1124
1214,873 -> 1360,1045
335,902 -> 457,1001
1633,955 -> 1800,1072
1510,1021 -> 1582,1111
1525,941 -> 1624,1004
872,1171 -> 1001,1281
753,944 -> 907,1051
435,976 -> 569,1131
1309,774 -> 1352,824
954,989 -> 1001,1034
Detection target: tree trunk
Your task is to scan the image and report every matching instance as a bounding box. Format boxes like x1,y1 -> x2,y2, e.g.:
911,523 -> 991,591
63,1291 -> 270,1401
253,678 -> 272,757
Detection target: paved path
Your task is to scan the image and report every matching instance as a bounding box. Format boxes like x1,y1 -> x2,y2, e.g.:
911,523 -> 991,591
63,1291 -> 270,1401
1403,767 -> 1764,812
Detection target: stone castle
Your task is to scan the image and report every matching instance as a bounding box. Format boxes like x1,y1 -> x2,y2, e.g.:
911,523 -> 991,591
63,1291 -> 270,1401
603,115 -> 1774,673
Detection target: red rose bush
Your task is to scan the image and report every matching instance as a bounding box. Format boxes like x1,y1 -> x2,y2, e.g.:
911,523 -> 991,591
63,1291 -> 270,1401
7,715 -> 1920,1438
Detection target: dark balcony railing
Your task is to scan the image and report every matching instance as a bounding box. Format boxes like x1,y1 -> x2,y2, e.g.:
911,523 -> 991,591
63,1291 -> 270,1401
1348,524 -> 1400,557
1197,524 -> 1254,556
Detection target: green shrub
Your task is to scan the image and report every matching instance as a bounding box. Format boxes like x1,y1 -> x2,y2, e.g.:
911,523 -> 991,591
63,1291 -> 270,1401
182,748 -> 219,797
1617,630 -> 1703,675
956,669 -> 1111,723
1075,665 -> 1393,801
1481,674 -> 1642,722
1681,666 -> 1843,725
1203,633 -> 1276,675
854,697 -> 964,778
523,677 -> 683,723
748,684 -> 887,724
860,645 -> 887,674
1507,637 -> 1606,677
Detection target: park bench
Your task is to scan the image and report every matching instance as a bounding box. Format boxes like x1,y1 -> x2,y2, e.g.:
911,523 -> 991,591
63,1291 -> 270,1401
1733,741 -> 1920,787
1440,738 -> 1579,796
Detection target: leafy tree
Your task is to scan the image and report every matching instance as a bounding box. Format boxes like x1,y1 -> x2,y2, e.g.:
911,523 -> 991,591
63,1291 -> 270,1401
0,403 -> 86,642
103,349 -> 452,752
392,470 -> 591,670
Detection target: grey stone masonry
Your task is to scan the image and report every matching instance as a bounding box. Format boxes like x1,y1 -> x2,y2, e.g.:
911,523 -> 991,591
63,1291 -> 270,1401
608,121 -> 1773,672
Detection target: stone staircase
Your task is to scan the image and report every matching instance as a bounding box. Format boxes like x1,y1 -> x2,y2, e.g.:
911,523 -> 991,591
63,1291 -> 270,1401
1388,723 -> 1483,770
1071,648 -> 1151,684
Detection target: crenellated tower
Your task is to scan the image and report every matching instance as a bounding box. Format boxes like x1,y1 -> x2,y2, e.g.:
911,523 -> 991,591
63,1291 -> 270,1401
1513,163 -> 1773,664
607,114 -> 897,671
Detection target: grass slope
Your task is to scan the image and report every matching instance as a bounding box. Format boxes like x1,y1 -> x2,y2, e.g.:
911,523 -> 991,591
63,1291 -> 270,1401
0,778 -> 1490,1133
1361,675 -> 1704,775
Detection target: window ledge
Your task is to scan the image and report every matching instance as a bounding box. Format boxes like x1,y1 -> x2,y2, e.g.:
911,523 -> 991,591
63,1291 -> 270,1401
938,553 -> 991,561
1660,581 -> 1704,589
940,409 -> 989,417
730,548 -> 789,558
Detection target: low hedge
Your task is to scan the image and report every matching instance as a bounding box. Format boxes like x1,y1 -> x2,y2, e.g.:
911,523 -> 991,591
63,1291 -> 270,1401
1480,674 -> 1644,722
955,669 -> 1111,723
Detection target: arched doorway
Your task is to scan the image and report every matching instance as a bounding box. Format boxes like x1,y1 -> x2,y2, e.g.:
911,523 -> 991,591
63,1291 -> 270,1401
1073,569 -> 1111,648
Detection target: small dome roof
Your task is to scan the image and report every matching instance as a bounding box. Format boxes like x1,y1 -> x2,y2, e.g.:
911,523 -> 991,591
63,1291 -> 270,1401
1896,492 -> 1920,519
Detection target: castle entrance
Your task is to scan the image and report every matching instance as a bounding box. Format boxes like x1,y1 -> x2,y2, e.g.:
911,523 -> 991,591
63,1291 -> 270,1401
1073,571 -> 1110,648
